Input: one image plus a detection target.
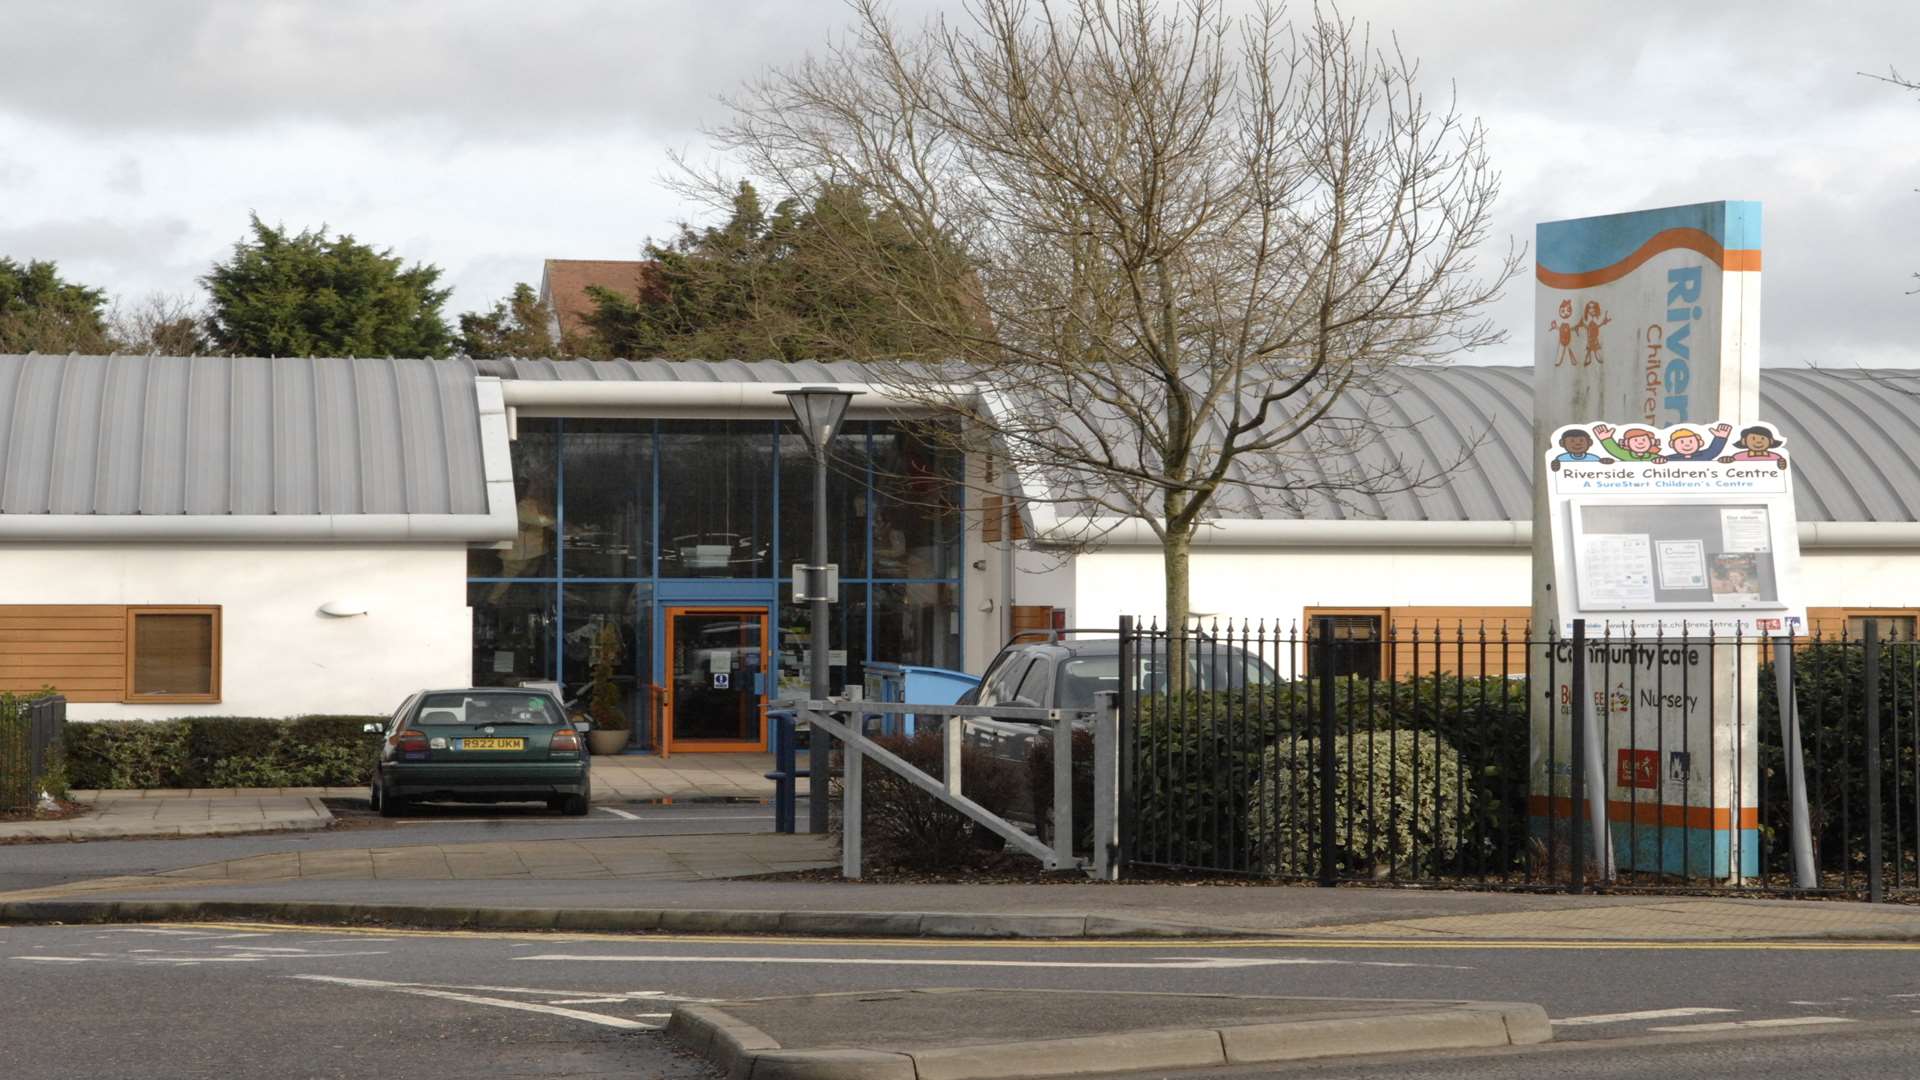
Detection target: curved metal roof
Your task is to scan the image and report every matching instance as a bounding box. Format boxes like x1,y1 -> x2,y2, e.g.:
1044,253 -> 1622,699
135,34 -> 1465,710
0,354 -> 494,518
2,355 -> 1916,526
469,357 -> 880,385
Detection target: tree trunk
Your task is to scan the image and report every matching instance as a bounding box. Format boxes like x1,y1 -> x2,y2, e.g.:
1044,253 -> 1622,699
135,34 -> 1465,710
1162,526 -> 1192,694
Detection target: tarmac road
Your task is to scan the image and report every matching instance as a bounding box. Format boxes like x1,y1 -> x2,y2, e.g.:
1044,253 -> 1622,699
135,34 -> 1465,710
0,798 -> 777,894
5,921 -> 1919,1079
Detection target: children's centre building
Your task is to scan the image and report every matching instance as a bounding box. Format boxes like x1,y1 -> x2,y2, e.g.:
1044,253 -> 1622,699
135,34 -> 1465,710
2,354 -> 1916,749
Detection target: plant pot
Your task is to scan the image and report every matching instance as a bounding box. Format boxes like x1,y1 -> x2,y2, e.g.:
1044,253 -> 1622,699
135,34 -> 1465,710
587,728 -> 632,756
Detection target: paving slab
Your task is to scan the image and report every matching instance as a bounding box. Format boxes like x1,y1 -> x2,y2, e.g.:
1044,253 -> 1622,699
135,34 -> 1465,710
667,989 -> 1550,1080
0,795 -> 333,842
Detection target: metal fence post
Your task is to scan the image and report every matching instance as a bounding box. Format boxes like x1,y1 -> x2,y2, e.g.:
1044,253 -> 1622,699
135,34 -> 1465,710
1117,615 -> 1136,869
1052,710 -> 1074,869
1570,619 -> 1587,894
1093,691 -> 1120,881
943,713 -> 963,796
1866,619 -> 1884,904
1315,617 -> 1337,887
842,709 -> 864,880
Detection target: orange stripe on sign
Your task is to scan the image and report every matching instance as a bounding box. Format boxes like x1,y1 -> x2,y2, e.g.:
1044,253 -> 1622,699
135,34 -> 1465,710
1534,226 -> 1762,289
1527,795 -> 1758,830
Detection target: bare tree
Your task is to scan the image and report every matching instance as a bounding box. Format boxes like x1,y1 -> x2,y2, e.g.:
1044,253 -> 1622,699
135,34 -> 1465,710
1861,66 -> 1918,294
109,292 -> 211,355
697,0 -> 1518,640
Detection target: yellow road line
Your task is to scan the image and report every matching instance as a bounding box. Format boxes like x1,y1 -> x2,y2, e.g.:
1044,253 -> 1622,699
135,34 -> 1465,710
141,921 -> 1920,951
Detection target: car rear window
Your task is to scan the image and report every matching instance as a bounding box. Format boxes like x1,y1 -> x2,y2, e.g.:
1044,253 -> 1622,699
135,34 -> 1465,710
415,692 -> 563,726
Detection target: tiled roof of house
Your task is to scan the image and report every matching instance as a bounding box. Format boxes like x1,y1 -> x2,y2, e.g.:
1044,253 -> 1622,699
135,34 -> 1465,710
537,259 -> 658,341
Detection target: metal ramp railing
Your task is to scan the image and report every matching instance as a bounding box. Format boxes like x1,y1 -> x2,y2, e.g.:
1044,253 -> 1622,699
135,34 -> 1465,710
800,699 -> 1120,880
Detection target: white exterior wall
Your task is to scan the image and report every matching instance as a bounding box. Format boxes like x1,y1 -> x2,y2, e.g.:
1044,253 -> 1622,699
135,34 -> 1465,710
3,543 -> 470,720
1067,545 -> 1920,630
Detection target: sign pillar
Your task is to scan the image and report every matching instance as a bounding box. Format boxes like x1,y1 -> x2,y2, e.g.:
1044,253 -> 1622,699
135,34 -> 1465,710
1530,201 -> 1765,880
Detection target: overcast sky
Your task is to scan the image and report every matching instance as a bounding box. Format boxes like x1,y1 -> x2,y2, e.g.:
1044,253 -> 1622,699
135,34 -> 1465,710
1,0 -> 1914,365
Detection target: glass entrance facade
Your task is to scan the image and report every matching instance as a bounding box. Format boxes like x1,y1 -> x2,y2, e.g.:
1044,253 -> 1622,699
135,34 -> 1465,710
467,417 -> 964,748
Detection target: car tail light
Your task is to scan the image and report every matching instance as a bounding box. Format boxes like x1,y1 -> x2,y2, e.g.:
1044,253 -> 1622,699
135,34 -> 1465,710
550,728 -> 581,753
393,729 -> 429,757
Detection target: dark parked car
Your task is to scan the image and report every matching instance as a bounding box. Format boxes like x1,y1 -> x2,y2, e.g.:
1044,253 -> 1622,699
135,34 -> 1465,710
959,632 -> 1280,765
366,688 -> 591,817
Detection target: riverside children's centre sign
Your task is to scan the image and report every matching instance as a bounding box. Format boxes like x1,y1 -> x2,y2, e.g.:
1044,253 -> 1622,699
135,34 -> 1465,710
1530,201 -> 1767,882
1544,419 -> 1804,637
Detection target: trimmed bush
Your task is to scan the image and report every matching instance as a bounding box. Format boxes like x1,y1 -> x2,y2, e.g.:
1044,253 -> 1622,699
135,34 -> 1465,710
1247,730 -> 1472,878
1128,676 -> 1528,873
65,716 -> 383,790
832,729 -> 1026,871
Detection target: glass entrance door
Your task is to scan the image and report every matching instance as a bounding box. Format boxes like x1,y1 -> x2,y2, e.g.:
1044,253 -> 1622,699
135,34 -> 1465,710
663,607 -> 768,753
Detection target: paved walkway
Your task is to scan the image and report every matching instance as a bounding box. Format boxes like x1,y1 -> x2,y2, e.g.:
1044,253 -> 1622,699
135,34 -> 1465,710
10,826 -> 1920,942
0,793 -> 331,842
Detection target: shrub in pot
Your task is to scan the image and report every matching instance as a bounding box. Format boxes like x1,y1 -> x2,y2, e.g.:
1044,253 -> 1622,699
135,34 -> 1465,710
584,621 -> 632,755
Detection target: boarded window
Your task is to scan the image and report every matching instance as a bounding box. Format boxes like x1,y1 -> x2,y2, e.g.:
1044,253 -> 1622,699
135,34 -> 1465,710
128,608 -> 221,701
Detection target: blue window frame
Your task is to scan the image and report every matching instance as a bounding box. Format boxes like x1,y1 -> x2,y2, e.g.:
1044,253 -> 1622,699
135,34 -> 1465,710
466,416 -> 967,738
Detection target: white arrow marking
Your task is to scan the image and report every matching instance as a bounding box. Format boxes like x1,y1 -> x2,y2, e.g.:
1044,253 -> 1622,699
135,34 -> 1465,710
517,954 -> 1454,971
292,975 -> 658,1029
1553,1007 -> 1737,1026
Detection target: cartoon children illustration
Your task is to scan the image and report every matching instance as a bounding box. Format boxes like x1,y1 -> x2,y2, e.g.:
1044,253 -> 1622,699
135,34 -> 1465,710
1548,298 -> 1577,367
1718,425 -> 1789,470
1574,300 -> 1610,366
1548,428 -> 1616,471
1662,423 -> 1734,462
1591,423 -> 1661,462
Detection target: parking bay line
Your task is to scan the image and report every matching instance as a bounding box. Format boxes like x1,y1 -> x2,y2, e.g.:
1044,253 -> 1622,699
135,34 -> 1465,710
599,807 -> 641,820
1553,1008 -> 1738,1026
292,975 -> 659,1030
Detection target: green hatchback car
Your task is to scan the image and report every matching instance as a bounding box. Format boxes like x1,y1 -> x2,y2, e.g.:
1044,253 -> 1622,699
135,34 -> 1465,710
366,688 -> 591,817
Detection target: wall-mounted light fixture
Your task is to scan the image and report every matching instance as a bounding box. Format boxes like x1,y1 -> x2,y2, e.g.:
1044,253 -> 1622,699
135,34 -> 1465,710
318,600 -> 369,618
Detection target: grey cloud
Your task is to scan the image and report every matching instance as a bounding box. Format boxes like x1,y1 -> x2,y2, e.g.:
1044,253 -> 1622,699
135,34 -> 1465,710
0,0 -> 905,136
106,155 -> 142,196
0,215 -> 194,264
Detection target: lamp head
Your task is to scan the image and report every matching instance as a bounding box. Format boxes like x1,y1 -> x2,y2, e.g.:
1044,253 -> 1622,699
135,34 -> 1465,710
777,387 -> 862,452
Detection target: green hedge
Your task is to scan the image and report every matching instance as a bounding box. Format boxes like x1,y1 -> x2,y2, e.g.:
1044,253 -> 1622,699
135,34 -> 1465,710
1759,642 -> 1920,879
66,715 -> 384,790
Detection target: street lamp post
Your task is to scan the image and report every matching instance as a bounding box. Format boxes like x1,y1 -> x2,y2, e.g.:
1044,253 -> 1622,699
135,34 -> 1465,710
778,387 -> 860,834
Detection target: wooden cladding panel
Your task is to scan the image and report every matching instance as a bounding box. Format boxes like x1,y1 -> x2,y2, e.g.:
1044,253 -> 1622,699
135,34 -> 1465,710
1009,604 -> 1057,645
1305,605 -> 1532,679
0,604 -> 128,702
981,495 -> 1027,544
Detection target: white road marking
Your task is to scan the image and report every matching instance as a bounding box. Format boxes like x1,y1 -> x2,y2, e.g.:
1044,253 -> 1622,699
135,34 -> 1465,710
518,954 -> 1451,971
292,975 -> 658,1030
215,946 -> 311,953
1553,1008 -> 1738,1026
1648,1017 -> 1855,1033
599,807 -> 641,820
15,956 -> 102,963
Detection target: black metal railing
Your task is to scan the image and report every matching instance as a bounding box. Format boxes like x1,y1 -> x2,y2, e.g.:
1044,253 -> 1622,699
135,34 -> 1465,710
1,694 -> 67,812
1116,616 -> 1920,897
